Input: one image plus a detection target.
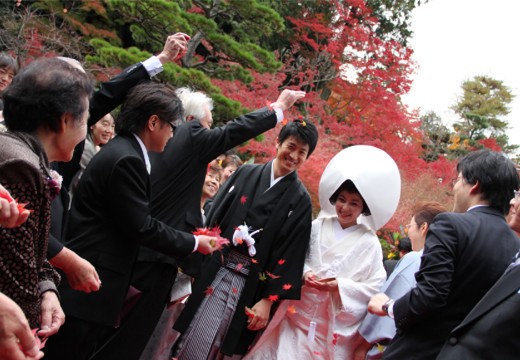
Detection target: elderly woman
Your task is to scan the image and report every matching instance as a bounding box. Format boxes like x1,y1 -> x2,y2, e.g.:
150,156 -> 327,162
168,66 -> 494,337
245,145 -> 401,360
0,58 -> 93,341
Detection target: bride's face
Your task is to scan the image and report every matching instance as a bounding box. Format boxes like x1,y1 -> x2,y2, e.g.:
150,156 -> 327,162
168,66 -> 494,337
334,190 -> 364,229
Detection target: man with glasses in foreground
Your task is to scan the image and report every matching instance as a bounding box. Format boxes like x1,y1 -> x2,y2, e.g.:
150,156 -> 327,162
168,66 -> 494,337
368,149 -> 520,359
44,82 -> 220,360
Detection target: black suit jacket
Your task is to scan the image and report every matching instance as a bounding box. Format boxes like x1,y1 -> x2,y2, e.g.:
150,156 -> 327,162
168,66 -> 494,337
383,207 -> 520,360
140,107 -> 278,275
85,108 -> 278,360
48,62 -> 151,258
58,134 -> 195,326
436,255 -> 520,360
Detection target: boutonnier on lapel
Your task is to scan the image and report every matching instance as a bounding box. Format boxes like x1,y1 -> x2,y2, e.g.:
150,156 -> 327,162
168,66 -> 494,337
47,169 -> 63,200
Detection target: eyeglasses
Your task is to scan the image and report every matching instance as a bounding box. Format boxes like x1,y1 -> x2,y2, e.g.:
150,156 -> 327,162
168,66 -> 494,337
167,118 -> 184,132
404,223 -> 414,231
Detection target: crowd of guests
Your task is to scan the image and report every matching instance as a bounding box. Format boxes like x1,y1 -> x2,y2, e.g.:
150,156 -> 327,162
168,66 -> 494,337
0,31 -> 519,360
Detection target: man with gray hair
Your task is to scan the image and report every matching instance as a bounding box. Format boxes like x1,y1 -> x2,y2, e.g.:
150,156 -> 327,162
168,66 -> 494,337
175,87 -> 214,128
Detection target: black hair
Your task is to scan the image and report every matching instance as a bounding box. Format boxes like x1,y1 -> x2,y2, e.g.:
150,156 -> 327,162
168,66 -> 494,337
3,57 -> 92,133
457,149 -> 520,214
329,179 -> 371,216
397,237 -> 412,253
277,118 -> 318,158
116,81 -> 184,135
0,52 -> 18,74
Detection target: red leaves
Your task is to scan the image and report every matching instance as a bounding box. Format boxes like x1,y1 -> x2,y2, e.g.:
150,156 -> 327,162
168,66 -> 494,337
287,305 -> 297,314
240,195 -> 247,205
268,294 -> 279,302
251,258 -> 258,264
193,226 -> 230,249
245,306 -> 255,319
277,259 -> 286,265
282,283 -> 292,290
204,287 -> 214,296
266,271 -> 280,279
0,191 -> 32,213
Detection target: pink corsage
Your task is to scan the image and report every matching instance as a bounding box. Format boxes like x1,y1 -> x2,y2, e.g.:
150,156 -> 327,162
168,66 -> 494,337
47,169 -> 63,200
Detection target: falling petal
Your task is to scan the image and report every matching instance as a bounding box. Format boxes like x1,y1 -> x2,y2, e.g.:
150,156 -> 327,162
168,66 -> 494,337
266,271 -> 280,279
268,294 -> 279,302
282,283 -> 292,290
278,259 -> 286,265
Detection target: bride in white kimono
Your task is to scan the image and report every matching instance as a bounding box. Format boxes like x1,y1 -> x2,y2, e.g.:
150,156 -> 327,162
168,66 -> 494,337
244,145 -> 401,360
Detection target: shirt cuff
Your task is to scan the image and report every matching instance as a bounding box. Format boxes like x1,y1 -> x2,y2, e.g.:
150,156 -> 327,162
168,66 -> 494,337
270,103 -> 284,123
38,280 -> 59,299
192,235 -> 199,253
388,300 -> 395,319
141,56 -> 163,78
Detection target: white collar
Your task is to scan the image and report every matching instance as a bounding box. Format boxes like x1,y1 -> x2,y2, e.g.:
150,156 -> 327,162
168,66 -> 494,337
269,159 -> 290,188
132,133 -> 151,174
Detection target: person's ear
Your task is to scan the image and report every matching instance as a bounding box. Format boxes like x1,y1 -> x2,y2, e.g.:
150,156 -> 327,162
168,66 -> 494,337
469,180 -> 480,195
147,114 -> 160,131
421,223 -> 428,237
59,113 -> 73,133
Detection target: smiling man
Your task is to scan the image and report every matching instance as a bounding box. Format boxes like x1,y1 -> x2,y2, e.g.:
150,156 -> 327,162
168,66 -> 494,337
172,119 -> 319,360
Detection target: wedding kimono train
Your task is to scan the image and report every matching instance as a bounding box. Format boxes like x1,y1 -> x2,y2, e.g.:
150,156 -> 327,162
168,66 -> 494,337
244,145 -> 401,360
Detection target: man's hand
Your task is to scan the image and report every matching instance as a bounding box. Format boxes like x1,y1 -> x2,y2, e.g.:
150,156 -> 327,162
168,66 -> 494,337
367,293 -> 391,316
0,184 -> 30,228
0,292 -> 43,360
49,247 -> 101,293
196,235 -> 220,255
271,89 -> 306,111
247,298 -> 273,331
38,292 -> 65,338
157,33 -> 191,64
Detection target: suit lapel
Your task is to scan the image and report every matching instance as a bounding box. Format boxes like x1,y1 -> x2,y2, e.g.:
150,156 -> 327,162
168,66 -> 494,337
455,265 -> 520,330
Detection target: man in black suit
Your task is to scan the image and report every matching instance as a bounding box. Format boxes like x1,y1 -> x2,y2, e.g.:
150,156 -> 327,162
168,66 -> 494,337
368,149 -> 520,359
44,82 -> 219,360
47,33 -> 190,294
90,87 -> 306,360
435,249 -> 520,359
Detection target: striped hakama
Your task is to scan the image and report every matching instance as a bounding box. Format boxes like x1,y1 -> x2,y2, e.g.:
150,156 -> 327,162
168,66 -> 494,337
174,250 -> 251,360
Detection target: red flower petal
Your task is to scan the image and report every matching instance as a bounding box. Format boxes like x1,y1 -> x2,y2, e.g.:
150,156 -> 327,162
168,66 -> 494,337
240,195 -> 247,205
268,294 -> 279,302
282,283 -> 292,290
277,259 -> 286,265
266,271 -> 280,279
245,306 -> 255,318
204,287 -> 214,296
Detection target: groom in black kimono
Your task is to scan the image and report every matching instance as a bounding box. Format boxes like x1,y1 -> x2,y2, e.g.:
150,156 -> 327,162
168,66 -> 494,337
173,119 -> 319,359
